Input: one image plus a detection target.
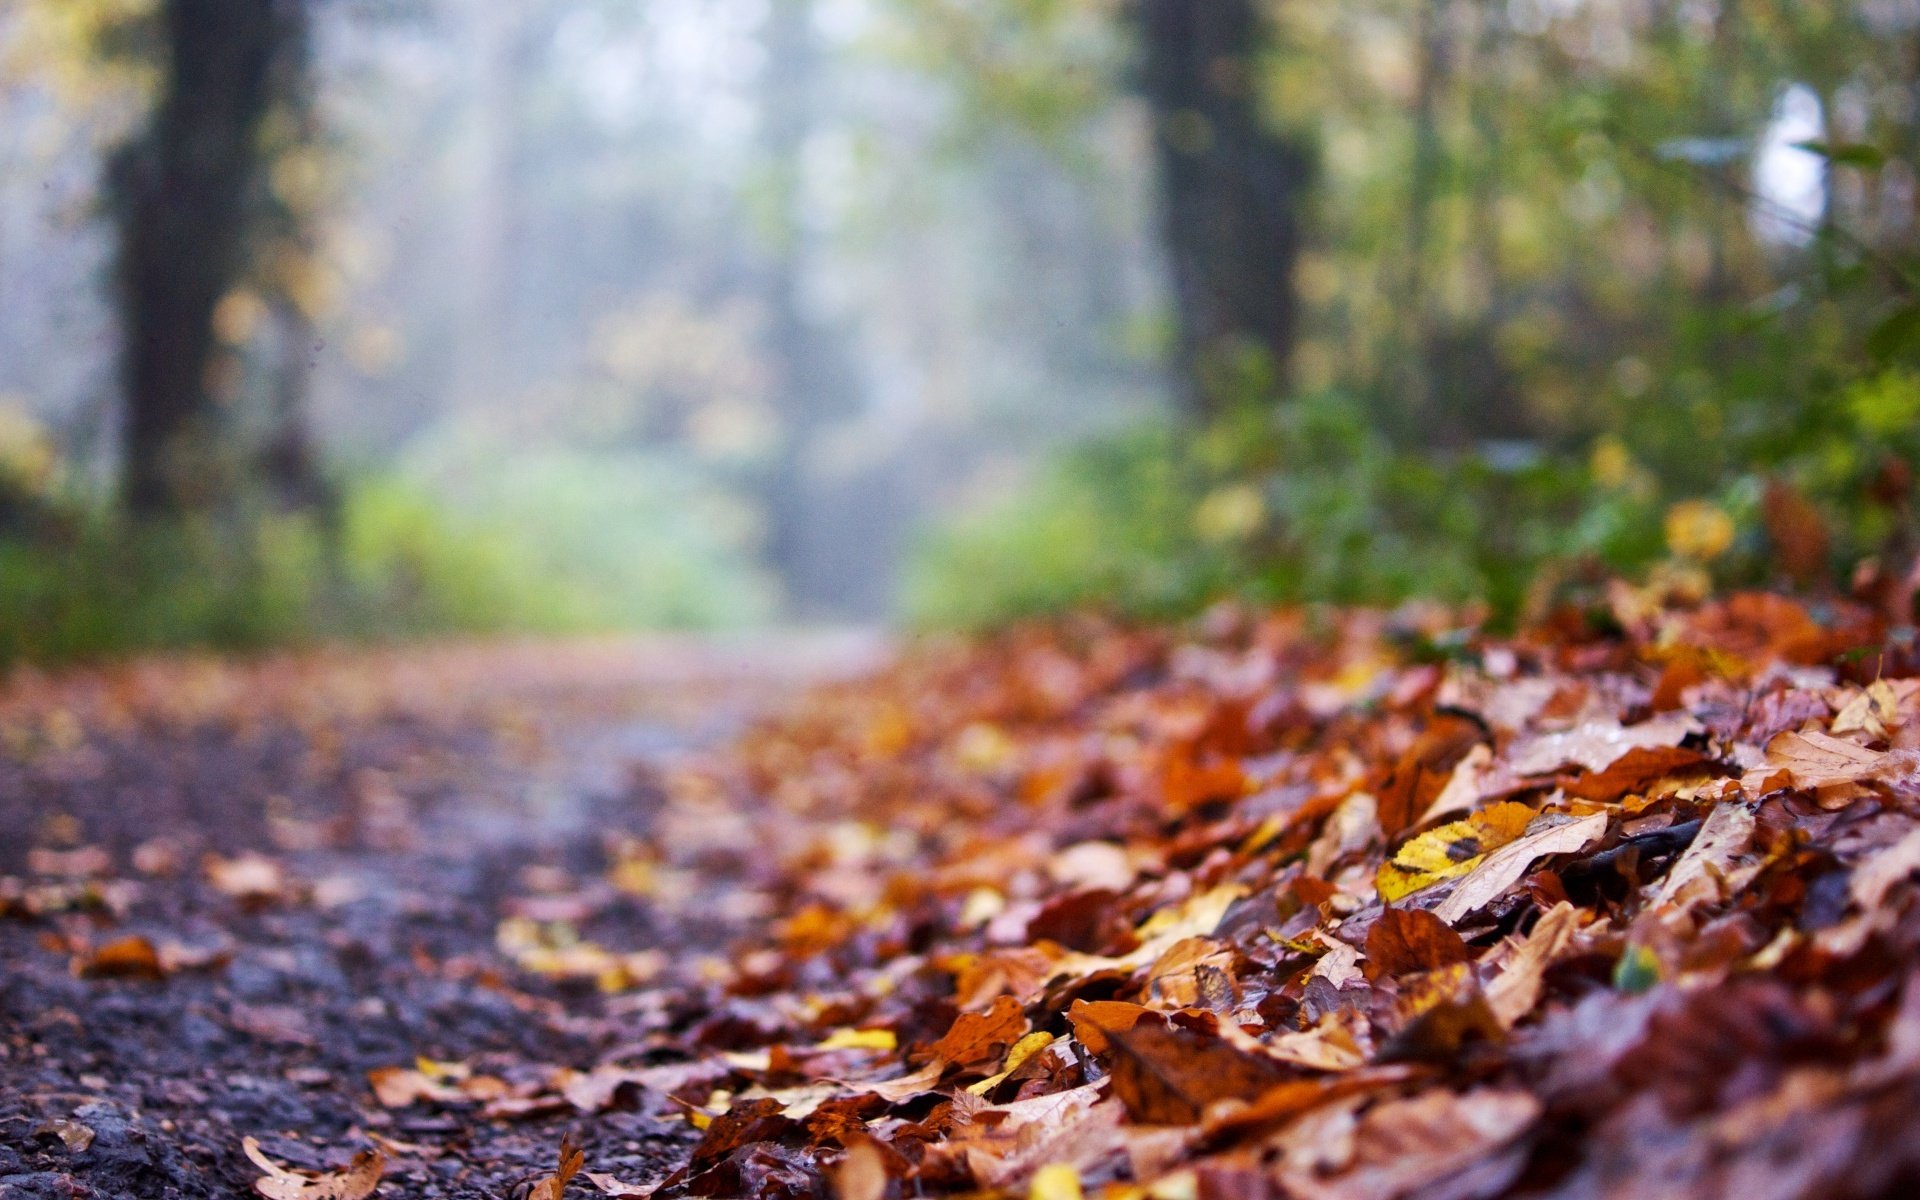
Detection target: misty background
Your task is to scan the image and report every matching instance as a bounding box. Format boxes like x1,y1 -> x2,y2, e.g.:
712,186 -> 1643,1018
3,0 -> 1919,657
1,0 -> 1165,628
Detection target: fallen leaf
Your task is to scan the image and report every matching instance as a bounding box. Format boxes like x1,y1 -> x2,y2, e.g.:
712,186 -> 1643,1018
526,1133 -> 586,1200
72,934 -> 166,981
34,1118 -> 95,1152
1558,744 -> 1711,801
1066,1000 -> 1149,1056
1377,802 -> 1536,902
1484,902 -> 1581,1027
834,1138 -> 889,1200
242,1137 -> 384,1200
1028,1163 -> 1083,1200
1746,730 -> 1916,792
1649,802 -> 1758,911
1831,679 -> 1906,740
1101,1016 -> 1287,1124
1278,1087 -> 1539,1200
1434,811 -> 1610,924
1509,715 -> 1696,776
1849,825 -> 1920,914
583,1172 -> 653,1197
816,1027 -> 898,1052
930,995 -> 1029,1069
1365,908 -> 1471,977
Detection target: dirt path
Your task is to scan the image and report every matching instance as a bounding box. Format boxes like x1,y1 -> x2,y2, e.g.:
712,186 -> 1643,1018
0,634 -> 884,1199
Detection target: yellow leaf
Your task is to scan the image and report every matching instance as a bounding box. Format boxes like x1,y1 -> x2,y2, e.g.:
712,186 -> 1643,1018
1664,500 -> 1735,561
1376,801 -> 1536,902
815,1027 -> 898,1052
1003,1030 -> 1056,1074
1030,1163 -> 1084,1200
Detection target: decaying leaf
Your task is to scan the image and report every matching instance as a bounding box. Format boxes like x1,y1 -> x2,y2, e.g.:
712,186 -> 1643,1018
242,1137 -> 384,1200
1275,1087 -> 1539,1200
833,1138 -> 889,1200
1649,802 -> 1758,912
34,1117 -> 95,1152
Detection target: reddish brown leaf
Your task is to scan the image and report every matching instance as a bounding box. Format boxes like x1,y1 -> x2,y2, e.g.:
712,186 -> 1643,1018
1100,1016 -> 1287,1125
1365,908 -> 1471,978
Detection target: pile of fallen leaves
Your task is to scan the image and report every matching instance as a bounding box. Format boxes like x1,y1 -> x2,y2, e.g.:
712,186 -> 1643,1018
530,589 -> 1920,1198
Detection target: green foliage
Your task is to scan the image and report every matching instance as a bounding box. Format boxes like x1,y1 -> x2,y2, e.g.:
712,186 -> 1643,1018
907,391 -> 1790,630
0,460 -> 773,668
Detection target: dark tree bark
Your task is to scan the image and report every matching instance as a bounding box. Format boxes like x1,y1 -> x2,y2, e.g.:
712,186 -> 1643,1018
256,0 -> 333,515
1135,0 -> 1310,418
112,0 -> 289,517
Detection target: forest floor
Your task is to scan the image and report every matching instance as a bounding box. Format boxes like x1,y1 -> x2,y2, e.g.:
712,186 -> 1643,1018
10,593 -> 1920,1200
0,634 -> 885,1199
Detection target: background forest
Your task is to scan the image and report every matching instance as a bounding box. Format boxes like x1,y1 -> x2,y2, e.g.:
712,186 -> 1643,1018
1,0 -> 1917,661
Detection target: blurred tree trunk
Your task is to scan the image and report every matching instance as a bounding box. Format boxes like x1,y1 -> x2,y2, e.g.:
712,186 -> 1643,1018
759,0 -> 861,617
1135,0 -> 1310,418
258,0 -> 332,515
113,0 -> 288,517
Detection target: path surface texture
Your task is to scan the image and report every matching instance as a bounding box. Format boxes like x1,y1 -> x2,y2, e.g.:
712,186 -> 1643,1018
0,636 -> 883,1199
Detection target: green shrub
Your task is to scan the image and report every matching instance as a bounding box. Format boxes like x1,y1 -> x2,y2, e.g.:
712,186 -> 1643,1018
906,390 -> 1755,630
0,454 -> 774,667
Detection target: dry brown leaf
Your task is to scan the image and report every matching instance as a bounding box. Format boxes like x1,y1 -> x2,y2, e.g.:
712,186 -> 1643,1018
833,1138 -> 889,1200
72,933 -> 168,981
1484,901 -> 1581,1028
929,994 -> 1028,1069
1831,680 -> 1907,740
1509,715 -> 1696,776
1101,1016 -> 1287,1124
1746,730 -> 1918,792
242,1137 -> 384,1200
1365,908 -> 1471,977
1066,1000 -> 1149,1056
1849,825 -> 1920,914
583,1172 -> 653,1197
34,1118 -> 95,1152
525,1133 -> 586,1200
1434,811 -> 1609,925
946,1085 -> 1121,1191
1279,1087 -> 1539,1200
1650,803 -> 1759,912
1558,744 -> 1711,801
